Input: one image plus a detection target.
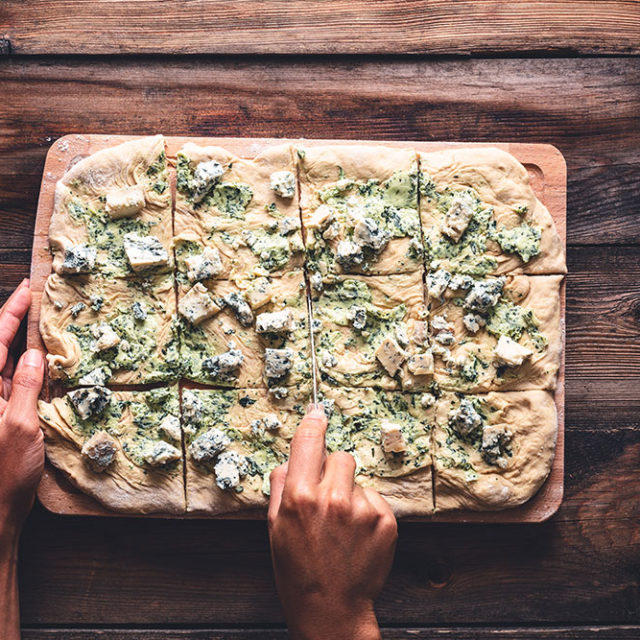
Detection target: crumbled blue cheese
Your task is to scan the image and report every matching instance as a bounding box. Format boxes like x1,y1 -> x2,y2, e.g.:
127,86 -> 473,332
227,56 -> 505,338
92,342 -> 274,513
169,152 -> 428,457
464,278 -> 505,312
412,321 -> 428,347
189,428 -> 230,463
214,450 -> 249,490
246,277 -> 273,310
310,273 -> 324,292
380,421 -> 406,453
262,413 -> 282,431
481,425 -> 513,468
67,386 -> 112,420
307,204 -> 334,229
60,244 -> 97,275
185,246 -> 223,283
280,216 -> 301,235
427,269 -> 452,299
270,170 -> 296,198
494,335 -> 533,367
223,292 -> 254,327
93,323 -> 121,352
463,313 -> 485,334
90,295 -> 103,312
449,274 -> 474,291
407,351 -> 434,376
70,302 -> 86,318
322,221 -> 341,241
375,337 -> 407,376
321,350 -> 338,368
78,366 -> 110,387
123,233 -> 169,272
434,330 -> 454,346
182,390 -> 204,428
131,301 -> 147,321
81,431 -> 117,472
442,193 -> 474,242
53,300 -> 64,311
105,184 -> 145,219
395,324 -> 409,348
179,283 -> 221,325
432,314 -> 453,332
336,240 -> 364,268
143,440 -> 181,467
269,386 -> 289,400
192,159 -> 224,203
420,392 -> 435,408
349,306 -> 367,331
353,217 -> 390,252
202,344 -> 244,376
158,415 -> 182,442
256,309 -> 293,334
264,348 -> 294,379
449,399 -> 482,437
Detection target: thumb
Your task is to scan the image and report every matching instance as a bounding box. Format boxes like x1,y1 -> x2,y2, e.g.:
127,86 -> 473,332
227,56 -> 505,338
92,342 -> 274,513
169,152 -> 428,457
4,349 -> 44,431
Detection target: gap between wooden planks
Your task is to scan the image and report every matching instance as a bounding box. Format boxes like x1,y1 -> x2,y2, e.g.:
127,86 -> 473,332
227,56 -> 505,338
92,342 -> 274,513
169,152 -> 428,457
29,135 -> 566,523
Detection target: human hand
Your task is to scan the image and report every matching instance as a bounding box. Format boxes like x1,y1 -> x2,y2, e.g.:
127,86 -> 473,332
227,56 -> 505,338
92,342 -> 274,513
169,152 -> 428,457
0,280 -> 45,538
268,405 -> 397,640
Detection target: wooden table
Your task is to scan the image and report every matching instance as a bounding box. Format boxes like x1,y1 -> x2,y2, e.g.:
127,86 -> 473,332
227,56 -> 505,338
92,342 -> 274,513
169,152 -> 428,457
1,2 -> 639,638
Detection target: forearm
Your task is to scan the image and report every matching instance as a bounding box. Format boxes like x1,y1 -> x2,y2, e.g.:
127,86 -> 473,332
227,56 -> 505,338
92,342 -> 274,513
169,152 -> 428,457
0,525 -> 21,640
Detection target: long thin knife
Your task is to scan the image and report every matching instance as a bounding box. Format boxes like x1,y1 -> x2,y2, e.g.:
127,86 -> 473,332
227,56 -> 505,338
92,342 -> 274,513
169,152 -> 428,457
305,282 -> 319,406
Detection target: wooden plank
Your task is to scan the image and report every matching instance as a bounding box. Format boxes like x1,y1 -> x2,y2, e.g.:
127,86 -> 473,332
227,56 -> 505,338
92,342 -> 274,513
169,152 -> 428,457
0,57 -> 638,250
2,1 -> 640,56
19,626 -> 640,639
27,134 -> 565,523
17,418 -> 640,626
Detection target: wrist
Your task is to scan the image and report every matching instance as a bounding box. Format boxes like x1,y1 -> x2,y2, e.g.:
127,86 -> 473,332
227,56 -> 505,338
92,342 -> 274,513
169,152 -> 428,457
288,596 -> 380,640
0,508 -> 21,550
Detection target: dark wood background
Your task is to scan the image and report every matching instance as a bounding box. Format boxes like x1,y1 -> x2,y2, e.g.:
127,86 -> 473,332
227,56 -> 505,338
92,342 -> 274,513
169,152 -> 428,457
1,1 -> 638,637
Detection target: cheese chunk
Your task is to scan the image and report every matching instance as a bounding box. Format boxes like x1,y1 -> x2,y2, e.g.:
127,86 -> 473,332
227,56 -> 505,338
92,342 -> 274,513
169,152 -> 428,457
81,431 -> 118,472
179,283 -> 221,325
256,309 -> 293,334
202,344 -> 244,377
246,277 -> 273,310
123,233 -> 169,272
336,240 -> 364,268
106,184 -> 146,219
442,193 -> 474,242
270,170 -> 296,198
60,244 -> 97,275
264,348 -> 294,379
494,335 -> 533,367
67,387 -> 112,420
192,159 -> 224,203
380,421 -> 407,453
93,323 -> 120,352
189,428 -> 230,463
143,441 -> 181,467
354,217 -> 389,252
375,337 -> 407,376
214,451 -> 249,490
307,204 -> 334,229
185,247 -> 223,283
262,413 -> 282,431
158,415 -> 182,442
407,351 -> 434,376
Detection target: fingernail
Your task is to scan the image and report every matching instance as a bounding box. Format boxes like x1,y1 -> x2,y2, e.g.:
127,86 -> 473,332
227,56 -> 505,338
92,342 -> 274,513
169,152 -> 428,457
306,402 -> 325,417
21,278 -> 30,288
24,349 -> 42,367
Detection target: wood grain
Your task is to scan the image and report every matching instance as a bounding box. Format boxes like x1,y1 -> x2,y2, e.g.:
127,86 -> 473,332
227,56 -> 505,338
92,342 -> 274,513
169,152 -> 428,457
19,627 -> 640,639
1,51 -> 638,631
0,56 -> 638,260
2,1 -> 640,55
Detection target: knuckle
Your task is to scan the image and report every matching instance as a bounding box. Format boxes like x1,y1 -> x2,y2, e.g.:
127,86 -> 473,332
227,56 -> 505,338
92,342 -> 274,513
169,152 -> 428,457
380,513 -> 398,539
283,485 -> 316,511
329,450 -> 356,470
325,490 -> 352,518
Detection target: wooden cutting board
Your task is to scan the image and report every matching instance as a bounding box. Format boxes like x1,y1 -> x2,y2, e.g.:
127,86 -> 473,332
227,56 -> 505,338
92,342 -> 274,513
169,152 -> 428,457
29,135 -> 566,522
